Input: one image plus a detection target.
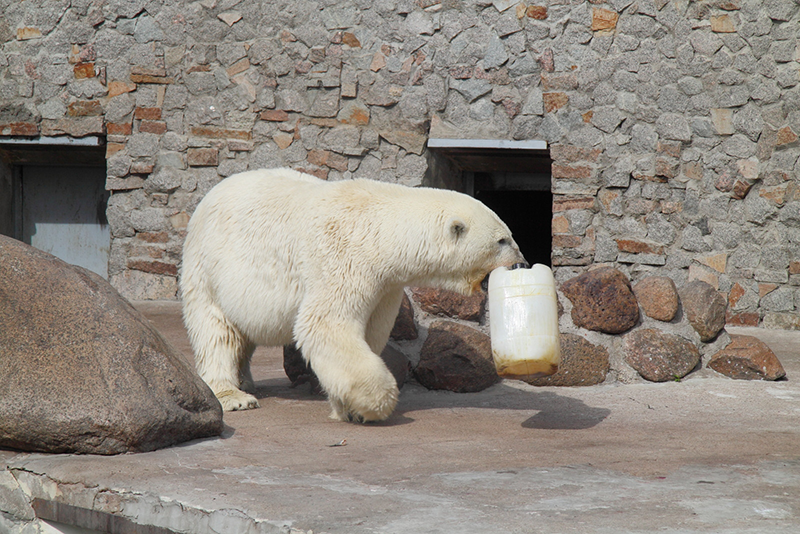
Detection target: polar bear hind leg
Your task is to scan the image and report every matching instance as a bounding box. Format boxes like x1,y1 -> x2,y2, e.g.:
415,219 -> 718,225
183,289 -> 259,411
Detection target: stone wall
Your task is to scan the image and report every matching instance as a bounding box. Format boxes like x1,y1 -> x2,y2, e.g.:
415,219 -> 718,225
0,0 -> 799,327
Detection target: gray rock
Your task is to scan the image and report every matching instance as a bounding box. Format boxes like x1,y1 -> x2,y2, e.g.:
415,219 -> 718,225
0,235 -> 222,454
451,78 -> 492,103
134,15 -> 163,43
630,123 -> 659,152
679,280 -> 727,342
590,106 -> 622,133
733,104 -> 765,142
483,35 -> 508,70
656,113 -> 692,142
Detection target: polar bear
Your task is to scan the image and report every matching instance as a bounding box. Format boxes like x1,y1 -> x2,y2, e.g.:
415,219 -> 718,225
180,168 -> 526,422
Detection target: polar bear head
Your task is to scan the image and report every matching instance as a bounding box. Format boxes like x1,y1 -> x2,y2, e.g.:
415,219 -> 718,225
406,188 -> 527,295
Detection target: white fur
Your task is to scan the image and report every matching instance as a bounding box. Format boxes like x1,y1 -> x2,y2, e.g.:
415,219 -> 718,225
181,168 -> 525,421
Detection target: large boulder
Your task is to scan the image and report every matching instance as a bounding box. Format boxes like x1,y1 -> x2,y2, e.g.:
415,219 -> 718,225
624,328 -> 701,382
525,333 -> 610,387
561,267 -> 640,334
410,287 -> 486,322
708,335 -> 786,380
633,276 -> 679,322
390,291 -> 418,341
415,320 -> 499,392
680,280 -> 727,342
0,236 -> 223,455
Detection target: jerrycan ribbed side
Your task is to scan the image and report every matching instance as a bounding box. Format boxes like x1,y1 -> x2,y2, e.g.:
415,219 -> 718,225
488,263 -> 561,379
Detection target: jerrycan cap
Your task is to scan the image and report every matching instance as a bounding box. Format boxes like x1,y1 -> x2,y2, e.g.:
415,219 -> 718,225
510,262 -> 530,270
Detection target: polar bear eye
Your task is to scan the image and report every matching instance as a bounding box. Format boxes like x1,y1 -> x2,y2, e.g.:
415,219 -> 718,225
498,238 -> 509,246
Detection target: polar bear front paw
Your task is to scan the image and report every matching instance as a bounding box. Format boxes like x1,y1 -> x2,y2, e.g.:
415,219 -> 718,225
329,383 -> 399,423
216,389 -> 260,411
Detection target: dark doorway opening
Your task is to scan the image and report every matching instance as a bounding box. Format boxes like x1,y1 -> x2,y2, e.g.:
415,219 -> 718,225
474,183 -> 552,267
426,140 -> 553,266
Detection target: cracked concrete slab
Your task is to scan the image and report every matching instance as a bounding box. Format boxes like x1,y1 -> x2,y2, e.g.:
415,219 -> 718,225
3,301 -> 800,533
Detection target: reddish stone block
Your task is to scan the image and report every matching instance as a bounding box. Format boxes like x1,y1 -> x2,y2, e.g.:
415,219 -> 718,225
553,234 -> 582,248
190,126 -> 251,140
550,145 -> 602,164
68,100 -> 102,117
73,62 -> 95,79
553,197 -> 595,212
552,164 -> 592,179
135,232 -> 169,243
127,260 -> 178,277
592,7 -> 619,31
108,81 -> 137,98
139,120 -> 167,134
130,74 -> 174,84
543,92 -> 569,112
342,32 -> 361,48
728,282 -> 746,307
106,122 -> 132,135
106,143 -> 125,157
615,239 -> 664,255
260,110 -> 290,122
130,162 -> 154,174
726,312 -> 759,327
527,5 -> 548,19
541,73 -> 578,91
135,107 -> 162,120
187,148 -> 219,167
307,149 -> 330,167
0,122 -> 39,136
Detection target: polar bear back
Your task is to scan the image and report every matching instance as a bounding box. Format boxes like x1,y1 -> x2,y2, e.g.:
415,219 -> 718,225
181,167 -> 520,346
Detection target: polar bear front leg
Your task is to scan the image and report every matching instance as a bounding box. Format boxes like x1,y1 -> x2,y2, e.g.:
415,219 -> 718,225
295,311 -> 399,422
183,295 -> 260,411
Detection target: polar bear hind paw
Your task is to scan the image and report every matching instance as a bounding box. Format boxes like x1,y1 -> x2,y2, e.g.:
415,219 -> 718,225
216,389 -> 260,411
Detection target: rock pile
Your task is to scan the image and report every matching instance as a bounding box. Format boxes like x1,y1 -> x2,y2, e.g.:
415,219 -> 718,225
558,267 -> 785,384
0,236 -> 223,455
284,267 -> 785,395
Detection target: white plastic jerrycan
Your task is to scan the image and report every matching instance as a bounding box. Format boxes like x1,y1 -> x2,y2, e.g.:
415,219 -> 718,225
488,263 -> 561,379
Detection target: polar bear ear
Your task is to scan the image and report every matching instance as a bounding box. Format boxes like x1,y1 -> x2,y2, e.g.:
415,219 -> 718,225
449,217 -> 468,240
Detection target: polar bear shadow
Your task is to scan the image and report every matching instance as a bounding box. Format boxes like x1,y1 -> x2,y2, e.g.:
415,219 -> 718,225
395,383 -> 611,430
253,368 -> 609,430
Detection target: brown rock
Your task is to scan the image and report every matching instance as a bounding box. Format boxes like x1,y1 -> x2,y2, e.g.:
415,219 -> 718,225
680,280 -> 727,342
415,321 -> 499,393
633,276 -> 679,322
188,148 -> 219,167
283,343 -> 409,392
592,8 -> 619,31
410,287 -> 485,322
390,292 -> 418,341
0,236 -> 223,454
526,333 -> 609,387
624,328 -> 701,382
561,267 -> 640,334
708,335 -> 786,380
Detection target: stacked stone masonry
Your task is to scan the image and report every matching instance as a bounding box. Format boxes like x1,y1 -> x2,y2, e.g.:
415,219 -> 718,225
0,0 -> 799,330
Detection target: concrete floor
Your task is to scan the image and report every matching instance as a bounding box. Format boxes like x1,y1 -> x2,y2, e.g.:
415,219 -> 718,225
3,300 -> 800,533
